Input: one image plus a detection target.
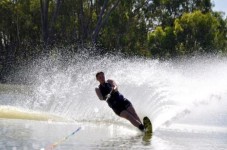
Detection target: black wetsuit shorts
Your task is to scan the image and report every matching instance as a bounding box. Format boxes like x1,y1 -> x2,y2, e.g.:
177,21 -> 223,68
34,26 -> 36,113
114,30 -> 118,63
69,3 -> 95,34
111,98 -> 132,116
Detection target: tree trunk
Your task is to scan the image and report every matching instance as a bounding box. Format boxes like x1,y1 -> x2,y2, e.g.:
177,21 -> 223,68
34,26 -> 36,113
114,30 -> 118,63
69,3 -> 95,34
92,0 -> 121,44
40,0 -> 49,47
92,0 -> 109,44
16,0 -> 20,48
49,0 -> 62,44
79,0 -> 85,46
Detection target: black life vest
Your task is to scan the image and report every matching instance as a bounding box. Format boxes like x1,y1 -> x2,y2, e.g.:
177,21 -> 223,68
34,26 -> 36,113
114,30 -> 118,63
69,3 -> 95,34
99,82 -> 124,107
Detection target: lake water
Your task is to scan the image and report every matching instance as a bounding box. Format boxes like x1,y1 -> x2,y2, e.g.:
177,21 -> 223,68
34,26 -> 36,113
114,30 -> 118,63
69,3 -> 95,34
1,118 -> 227,150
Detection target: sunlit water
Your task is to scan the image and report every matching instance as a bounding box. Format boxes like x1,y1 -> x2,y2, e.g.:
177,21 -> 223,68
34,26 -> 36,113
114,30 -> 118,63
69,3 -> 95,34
0,54 -> 227,150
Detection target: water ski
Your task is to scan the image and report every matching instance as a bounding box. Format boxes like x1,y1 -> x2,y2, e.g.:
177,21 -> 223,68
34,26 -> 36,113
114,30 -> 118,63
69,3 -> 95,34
142,116 -> 152,141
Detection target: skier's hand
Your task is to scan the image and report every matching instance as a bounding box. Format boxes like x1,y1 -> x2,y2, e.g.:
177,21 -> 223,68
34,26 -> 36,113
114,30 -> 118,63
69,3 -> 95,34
112,86 -> 117,92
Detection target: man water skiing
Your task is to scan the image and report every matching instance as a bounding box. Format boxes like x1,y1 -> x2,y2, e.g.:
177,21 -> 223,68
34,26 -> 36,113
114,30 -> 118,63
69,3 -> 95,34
95,71 -> 145,131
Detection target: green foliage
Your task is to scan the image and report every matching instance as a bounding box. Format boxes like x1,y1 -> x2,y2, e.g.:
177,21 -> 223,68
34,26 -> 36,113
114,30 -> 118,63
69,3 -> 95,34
174,11 -> 225,55
148,26 -> 176,58
146,0 -> 212,28
98,0 -> 150,56
148,10 -> 227,58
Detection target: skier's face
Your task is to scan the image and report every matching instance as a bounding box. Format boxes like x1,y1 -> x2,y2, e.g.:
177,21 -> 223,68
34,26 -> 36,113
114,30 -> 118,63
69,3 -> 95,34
97,72 -> 105,84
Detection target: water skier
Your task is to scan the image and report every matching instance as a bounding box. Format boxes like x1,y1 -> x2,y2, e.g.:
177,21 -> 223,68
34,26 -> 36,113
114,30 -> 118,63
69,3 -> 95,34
95,71 -> 144,131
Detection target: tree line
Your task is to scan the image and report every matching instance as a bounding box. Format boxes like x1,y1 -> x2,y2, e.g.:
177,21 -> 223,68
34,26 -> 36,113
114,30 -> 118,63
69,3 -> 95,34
0,0 -> 227,82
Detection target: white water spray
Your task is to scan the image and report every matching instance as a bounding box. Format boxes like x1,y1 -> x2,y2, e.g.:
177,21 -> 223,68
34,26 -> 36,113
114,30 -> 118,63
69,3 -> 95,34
3,54 -> 227,131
